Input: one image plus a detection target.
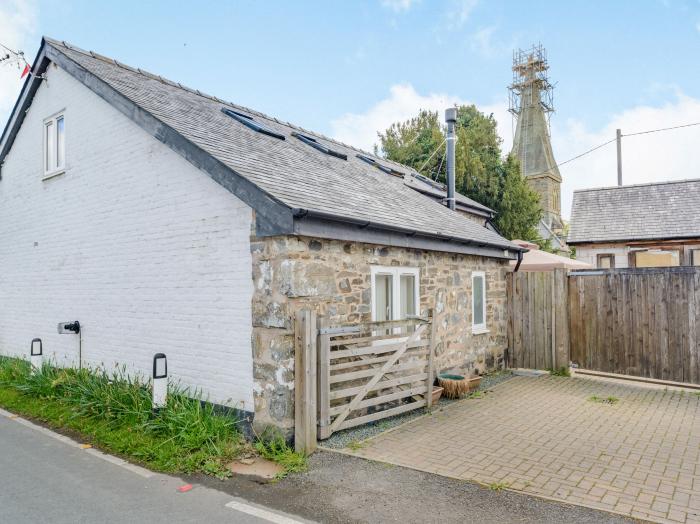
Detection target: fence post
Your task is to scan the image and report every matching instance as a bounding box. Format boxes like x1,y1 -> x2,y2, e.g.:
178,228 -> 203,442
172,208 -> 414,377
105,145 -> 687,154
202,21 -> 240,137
317,316 -> 331,440
294,309 -> 317,454
426,309 -> 437,409
553,269 -> 570,369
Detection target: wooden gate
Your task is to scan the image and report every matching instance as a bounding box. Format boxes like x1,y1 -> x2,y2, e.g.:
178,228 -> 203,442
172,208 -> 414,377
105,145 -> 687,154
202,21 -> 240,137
506,269 -> 569,371
316,317 -> 434,440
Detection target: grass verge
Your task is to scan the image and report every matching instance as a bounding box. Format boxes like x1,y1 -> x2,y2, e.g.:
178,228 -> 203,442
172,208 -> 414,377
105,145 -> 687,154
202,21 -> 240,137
0,356 -> 243,477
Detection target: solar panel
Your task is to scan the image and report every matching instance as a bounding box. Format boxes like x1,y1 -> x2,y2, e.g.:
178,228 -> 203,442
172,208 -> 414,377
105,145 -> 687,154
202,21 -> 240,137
356,154 -> 405,177
221,108 -> 285,140
292,132 -> 347,160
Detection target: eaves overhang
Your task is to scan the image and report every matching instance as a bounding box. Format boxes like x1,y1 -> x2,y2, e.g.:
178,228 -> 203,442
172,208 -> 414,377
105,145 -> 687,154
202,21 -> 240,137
291,208 -> 523,259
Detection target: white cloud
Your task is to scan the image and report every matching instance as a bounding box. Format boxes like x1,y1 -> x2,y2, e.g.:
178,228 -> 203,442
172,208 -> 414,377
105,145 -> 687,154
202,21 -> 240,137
553,93 -> 700,219
329,82 -> 511,154
0,0 -> 38,127
446,0 -> 478,30
380,0 -> 418,13
470,26 -> 497,56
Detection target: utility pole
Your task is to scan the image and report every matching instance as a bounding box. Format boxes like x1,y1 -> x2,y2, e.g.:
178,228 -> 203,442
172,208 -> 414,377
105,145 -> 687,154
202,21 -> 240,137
616,128 -> 622,186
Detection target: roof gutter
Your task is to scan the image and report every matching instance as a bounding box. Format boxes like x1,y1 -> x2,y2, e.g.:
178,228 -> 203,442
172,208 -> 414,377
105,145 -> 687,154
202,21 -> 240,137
291,207 -> 525,255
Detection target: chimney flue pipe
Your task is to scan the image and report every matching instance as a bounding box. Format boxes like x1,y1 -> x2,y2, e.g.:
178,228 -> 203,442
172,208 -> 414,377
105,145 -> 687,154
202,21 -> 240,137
445,108 -> 457,210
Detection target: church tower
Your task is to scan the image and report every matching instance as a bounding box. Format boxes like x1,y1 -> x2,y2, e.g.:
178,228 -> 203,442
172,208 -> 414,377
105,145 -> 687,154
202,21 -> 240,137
509,45 -> 565,238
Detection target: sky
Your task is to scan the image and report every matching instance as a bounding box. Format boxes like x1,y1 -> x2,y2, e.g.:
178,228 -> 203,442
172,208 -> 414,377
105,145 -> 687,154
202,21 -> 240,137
2,0 -> 700,219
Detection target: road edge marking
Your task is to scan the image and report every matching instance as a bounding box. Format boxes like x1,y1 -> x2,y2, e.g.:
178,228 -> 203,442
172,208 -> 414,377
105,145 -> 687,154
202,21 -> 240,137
225,499 -> 309,524
0,407 -> 153,478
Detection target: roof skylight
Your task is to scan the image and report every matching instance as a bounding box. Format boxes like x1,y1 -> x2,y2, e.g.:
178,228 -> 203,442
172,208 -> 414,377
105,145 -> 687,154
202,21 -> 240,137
356,154 -> 406,177
221,108 -> 285,140
292,132 -> 347,160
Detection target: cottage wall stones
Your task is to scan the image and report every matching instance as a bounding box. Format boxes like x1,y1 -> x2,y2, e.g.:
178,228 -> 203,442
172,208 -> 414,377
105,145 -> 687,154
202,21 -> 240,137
250,234 -> 509,435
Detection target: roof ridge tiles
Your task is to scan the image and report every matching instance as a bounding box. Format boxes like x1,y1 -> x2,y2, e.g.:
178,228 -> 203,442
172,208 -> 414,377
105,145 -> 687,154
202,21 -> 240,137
573,177 -> 700,193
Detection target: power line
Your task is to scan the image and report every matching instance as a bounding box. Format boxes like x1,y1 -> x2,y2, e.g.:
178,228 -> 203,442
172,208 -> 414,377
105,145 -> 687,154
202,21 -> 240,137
417,138 -> 446,173
623,121 -> 700,137
527,119 -> 700,177
527,137 -> 617,177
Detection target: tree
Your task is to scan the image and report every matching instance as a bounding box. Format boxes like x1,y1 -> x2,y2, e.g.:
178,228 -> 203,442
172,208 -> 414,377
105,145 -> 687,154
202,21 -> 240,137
376,105 -> 543,242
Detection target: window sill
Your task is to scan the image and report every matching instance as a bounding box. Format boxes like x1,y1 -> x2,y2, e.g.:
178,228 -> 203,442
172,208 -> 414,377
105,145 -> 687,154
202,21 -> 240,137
42,170 -> 66,181
472,327 -> 490,335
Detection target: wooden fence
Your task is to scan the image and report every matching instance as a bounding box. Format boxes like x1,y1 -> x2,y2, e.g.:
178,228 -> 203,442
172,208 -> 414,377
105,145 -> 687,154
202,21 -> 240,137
294,311 -> 436,452
506,267 -> 700,386
506,269 -> 569,371
569,267 -> 700,385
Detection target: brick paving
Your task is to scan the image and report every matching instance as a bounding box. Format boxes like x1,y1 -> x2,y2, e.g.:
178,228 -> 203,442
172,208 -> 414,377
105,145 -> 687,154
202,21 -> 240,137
349,375 -> 700,523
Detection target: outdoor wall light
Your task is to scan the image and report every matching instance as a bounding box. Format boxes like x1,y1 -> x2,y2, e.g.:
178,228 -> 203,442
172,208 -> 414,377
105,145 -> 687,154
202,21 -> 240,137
30,338 -> 42,372
152,353 -> 168,413
57,321 -> 80,334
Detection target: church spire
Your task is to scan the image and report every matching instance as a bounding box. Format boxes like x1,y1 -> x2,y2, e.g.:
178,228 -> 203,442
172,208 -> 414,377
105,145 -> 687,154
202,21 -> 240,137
509,44 -> 564,234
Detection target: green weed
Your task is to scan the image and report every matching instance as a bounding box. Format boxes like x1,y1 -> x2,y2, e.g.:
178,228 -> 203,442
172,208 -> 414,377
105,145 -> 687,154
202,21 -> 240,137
488,481 -> 510,491
346,439 -> 365,451
588,395 -> 619,405
546,367 -> 570,377
254,428 -> 307,478
466,390 -> 485,399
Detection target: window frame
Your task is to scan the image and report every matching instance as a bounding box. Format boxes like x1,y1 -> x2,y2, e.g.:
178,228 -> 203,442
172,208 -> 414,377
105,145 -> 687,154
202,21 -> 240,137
43,111 -> 66,178
597,253 -> 615,269
471,270 -> 488,334
691,248 -> 700,267
370,265 -> 420,322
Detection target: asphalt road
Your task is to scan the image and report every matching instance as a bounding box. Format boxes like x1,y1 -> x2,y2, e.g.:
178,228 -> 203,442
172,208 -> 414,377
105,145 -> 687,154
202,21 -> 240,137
0,411 -> 307,524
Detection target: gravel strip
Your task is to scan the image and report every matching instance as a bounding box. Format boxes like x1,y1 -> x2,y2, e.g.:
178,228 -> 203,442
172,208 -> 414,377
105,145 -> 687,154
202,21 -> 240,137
321,370 -> 515,449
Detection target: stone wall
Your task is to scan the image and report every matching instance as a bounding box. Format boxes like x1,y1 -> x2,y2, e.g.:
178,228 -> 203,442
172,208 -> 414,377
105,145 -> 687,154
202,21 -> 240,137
249,234 -> 510,435
527,173 -> 563,232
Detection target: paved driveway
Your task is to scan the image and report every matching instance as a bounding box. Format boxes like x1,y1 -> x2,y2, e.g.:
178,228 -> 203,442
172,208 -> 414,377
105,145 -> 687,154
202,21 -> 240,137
349,375 -> 700,523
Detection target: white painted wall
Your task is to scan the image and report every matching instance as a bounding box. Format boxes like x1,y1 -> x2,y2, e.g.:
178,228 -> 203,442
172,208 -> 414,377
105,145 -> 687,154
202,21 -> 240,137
575,245 -> 629,269
0,64 -> 255,411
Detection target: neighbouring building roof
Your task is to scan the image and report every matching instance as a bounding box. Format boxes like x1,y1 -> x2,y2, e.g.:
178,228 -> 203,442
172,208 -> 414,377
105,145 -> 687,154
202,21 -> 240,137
508,240 -> 592,271
0,37 -> 520,259
568,179 -> 700,244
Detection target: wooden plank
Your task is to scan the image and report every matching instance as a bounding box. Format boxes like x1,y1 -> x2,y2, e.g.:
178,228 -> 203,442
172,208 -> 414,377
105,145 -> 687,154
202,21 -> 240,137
554,269 -> 569,369
328,385 -> 428,416
329,349 -> 429,371
692,271 -> 700,384
327,324 -> 427,433
329,372 -> 428,401
294,309 -> 317,454
337,399 -> 427,431
514,272 -> 523,368
426,310 -> 437,409
329,359 -> 427,384
526,272 -> 534,369
329,338 -> 429,360
317,316 -> 331,440
329,329 -> 422,347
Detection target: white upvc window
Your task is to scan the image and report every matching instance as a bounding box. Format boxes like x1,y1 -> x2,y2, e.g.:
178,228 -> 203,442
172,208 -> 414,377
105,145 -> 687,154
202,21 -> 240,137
370,266 -> 419,321
472,271 -> 488,334
44,112 -> 65,176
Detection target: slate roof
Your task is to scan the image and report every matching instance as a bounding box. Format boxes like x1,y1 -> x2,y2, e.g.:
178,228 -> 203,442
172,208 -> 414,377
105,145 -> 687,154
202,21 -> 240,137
568,179 -> 700,244
0,37 -> 517,254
